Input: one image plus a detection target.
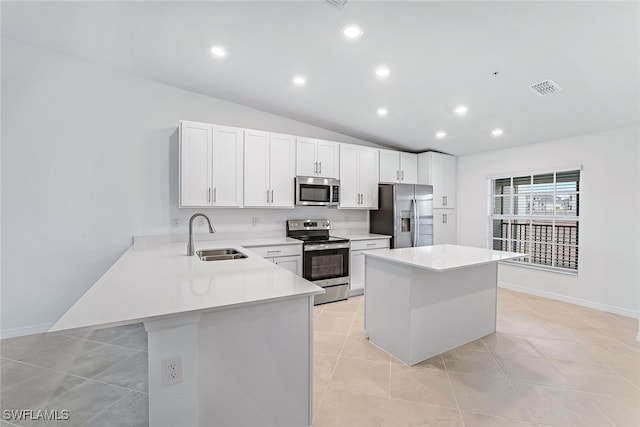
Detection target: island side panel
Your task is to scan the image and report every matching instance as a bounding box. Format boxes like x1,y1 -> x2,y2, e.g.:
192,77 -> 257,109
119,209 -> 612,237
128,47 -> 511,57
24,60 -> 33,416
408,262 -> 498,365
365,257 -> 413,364
198,296 -> 313,427
145,314 -> 202,427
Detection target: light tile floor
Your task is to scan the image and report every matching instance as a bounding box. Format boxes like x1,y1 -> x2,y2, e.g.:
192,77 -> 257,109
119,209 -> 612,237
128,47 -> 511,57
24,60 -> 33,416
1,289 -> 639,426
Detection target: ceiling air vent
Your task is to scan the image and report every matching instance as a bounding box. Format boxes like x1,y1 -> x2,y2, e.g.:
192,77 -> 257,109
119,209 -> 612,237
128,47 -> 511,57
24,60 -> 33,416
326,0 -> 349,10
530,79 -> 563,96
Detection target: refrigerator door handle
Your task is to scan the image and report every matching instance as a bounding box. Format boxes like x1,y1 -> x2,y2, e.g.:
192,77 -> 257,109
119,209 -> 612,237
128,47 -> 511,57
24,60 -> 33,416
411,199 -> 419,247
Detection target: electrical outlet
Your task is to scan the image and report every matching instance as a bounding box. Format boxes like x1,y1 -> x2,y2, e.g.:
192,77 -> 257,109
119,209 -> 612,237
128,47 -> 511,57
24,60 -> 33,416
252,217 -> 258,227
171,218 -> 179,228
161,357 -> 183,385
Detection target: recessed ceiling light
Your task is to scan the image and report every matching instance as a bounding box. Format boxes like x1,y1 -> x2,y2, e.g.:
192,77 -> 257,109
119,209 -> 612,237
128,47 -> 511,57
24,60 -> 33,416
292,75 -> 307,87
375,66 -> 391,79
436,131 -> 447,139
492,128 -> 504,136
454,105 -> 468,115
210,45 -> 227,58
343,24 -> 363,39
376,107 -> 388,117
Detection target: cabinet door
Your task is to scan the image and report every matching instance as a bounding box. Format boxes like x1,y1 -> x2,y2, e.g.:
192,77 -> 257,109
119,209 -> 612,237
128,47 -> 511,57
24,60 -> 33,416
350,251 -> 366,291
212,125 -> 243,207
296,137 -> 317,177
243,129 -> 270,207
433,209 -> 457,244
269,133 -> 296,208
441,154 -> 457,208
379,149 -> 400,183
358,147 -> 379,208
316,140 -> 339,179
339,144 -> 360,208
400,152 -> 418,184
180,121 -> 212,207
274,255 -> 302,276
417,152 -> 432,185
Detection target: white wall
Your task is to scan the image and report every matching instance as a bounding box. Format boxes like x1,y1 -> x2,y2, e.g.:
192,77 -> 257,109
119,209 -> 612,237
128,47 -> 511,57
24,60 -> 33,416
457,126 -> 640,318
0,39 -> 377,337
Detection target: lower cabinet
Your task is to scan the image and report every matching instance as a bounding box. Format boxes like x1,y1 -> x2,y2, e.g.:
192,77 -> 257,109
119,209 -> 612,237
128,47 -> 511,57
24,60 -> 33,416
433,209 -> 457,245
246,244 -> 303,276
349,238 -> 391,295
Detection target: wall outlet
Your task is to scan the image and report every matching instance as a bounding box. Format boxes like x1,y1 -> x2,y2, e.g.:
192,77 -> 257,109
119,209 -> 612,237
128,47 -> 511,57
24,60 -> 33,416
161,357 -> 183,386
171,218 -> 179,228
252,217 -> 258,227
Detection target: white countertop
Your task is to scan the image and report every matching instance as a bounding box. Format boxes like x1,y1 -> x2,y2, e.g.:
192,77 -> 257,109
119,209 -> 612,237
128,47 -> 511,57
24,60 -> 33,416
365,244 -> 527,272
332,232 -> 391,241
49,240 -> 322,333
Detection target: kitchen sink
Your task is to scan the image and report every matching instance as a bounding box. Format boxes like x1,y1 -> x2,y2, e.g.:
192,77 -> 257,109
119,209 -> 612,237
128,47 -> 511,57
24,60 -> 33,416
196,249 -> 248,261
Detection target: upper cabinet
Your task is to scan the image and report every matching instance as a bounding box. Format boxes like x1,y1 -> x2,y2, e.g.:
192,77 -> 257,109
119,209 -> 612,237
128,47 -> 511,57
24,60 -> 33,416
379,150 -> 418,184
296,138 -> 339,179
417,152 -> 457,209
179,121 -> 243,208
339,144 -> 379,209
244,130 -> 296,208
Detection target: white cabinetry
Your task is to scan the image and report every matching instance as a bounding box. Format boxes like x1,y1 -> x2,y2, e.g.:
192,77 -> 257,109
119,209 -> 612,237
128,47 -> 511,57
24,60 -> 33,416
248,244 -> 302,276
244,130 -> 296,208
296,138 -> 339,179
417,152 -> 456,208
433,209 -> 457,245
379,150 -> 418,184
339,144 -> 379,209
179,121 -> 243,208
350,238 -> 391,294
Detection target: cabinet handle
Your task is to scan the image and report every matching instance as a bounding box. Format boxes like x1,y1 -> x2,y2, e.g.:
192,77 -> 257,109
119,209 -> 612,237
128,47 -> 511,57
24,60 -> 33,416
213,188 -> 216,203
366,243 -> 376,246
314,162 -> 318,174
271,190 -> 274,203
443,196 -> 447,206
267,189 -> 270,203
402,171 -> 404,181
443,214 -> 447,224
267,250 -> 282,254
319,162 -> 322,174
396,170 -> 399,181
207,188 -> 211,202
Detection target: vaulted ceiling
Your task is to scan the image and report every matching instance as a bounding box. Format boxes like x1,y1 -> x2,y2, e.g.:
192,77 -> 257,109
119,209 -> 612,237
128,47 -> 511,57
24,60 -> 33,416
2,1 -> 639,155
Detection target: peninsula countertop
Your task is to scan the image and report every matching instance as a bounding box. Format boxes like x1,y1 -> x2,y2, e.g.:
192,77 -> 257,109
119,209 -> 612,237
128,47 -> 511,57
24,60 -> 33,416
49,240 -> 323,333
365,244 -> 527,272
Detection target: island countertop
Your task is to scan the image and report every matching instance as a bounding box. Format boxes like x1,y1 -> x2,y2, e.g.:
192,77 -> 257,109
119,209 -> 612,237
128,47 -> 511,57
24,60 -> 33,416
365,244 -> 527,272
49,240 -> 323,333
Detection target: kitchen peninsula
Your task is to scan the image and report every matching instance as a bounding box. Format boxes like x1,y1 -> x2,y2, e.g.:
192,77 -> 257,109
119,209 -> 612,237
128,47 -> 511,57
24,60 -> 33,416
49,238 -> 324,427
364,244 -> 526,365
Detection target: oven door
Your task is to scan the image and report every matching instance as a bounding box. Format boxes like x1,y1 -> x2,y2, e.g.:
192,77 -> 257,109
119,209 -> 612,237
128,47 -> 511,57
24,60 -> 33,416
303,243 -> 349,286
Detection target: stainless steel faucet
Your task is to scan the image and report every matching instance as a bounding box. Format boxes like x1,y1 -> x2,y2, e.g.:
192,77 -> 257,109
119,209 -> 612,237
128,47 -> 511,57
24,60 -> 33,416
187,213 -> 215,256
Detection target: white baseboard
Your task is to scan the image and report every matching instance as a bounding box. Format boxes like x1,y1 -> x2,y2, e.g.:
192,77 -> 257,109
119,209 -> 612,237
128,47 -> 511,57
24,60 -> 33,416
1,322 -> 53,340
499,282 -> 639,319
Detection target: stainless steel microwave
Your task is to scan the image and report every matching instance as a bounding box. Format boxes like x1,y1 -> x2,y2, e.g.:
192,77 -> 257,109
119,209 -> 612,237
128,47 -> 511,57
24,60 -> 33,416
295,177 -> 340,206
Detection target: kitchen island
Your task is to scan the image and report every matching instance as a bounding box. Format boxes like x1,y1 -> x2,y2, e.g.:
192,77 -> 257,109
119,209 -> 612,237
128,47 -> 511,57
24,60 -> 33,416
364,244 -> 526,365
49,239 -> 323,427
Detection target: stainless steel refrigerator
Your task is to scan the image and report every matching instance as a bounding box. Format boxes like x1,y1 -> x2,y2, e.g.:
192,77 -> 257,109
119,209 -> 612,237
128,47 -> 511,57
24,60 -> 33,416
369,184 -> 434,248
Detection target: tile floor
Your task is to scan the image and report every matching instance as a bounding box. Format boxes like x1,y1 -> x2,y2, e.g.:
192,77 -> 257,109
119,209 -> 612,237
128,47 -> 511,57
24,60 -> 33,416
1,289 -> 639,426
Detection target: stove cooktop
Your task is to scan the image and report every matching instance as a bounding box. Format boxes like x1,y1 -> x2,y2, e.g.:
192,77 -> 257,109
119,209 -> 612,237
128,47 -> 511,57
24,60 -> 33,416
290,235 -> 349,244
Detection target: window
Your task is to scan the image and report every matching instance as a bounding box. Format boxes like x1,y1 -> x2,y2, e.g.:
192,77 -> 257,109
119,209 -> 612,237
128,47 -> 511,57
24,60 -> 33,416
490,169 -> 580,272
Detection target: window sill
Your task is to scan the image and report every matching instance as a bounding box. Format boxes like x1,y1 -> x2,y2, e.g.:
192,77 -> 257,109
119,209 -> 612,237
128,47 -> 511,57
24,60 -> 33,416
500,260 -> 579,276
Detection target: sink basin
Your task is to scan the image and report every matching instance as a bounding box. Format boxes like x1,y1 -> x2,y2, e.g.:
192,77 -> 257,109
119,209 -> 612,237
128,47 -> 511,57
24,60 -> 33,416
196,248 -> 248,261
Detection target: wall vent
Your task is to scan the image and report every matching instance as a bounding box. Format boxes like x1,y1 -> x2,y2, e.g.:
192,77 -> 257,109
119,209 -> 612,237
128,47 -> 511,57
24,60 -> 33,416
530,79 -> 562,96
326,0 -> 349,10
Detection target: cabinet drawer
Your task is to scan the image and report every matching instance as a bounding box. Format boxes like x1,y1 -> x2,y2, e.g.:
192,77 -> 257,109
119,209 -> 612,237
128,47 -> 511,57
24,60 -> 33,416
247,244 -> 302,258
351,239 -> 390,251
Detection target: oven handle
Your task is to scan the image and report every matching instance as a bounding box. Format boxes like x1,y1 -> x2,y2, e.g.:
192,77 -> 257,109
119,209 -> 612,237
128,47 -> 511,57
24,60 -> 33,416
304,242 -> 350,251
